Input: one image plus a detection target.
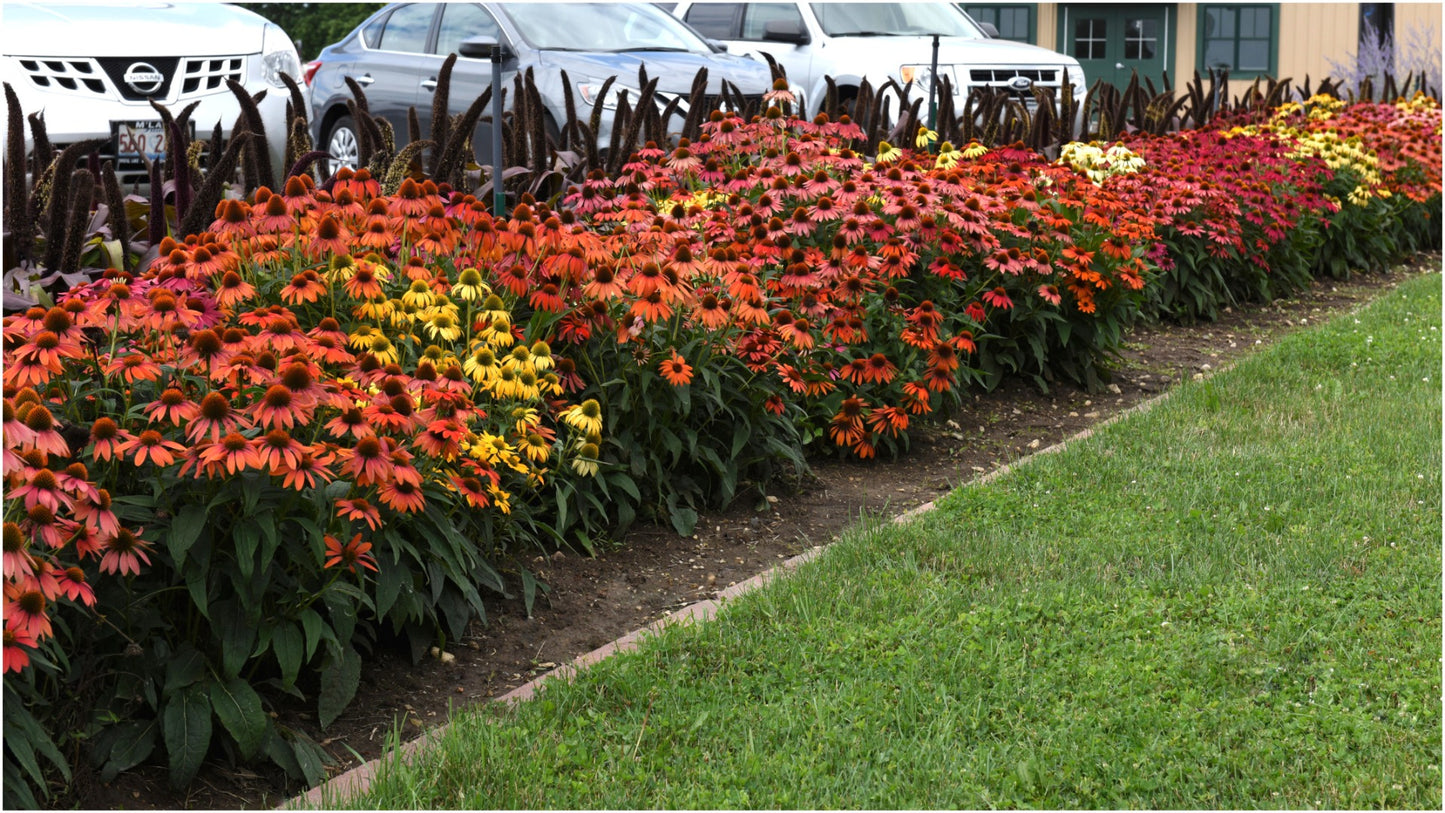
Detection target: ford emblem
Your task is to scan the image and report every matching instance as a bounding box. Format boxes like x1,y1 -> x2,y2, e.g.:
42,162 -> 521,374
123,62 -> 165,95
1009,76 -> 1033,92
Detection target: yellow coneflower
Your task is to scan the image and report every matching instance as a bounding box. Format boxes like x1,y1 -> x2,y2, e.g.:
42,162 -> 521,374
875,140 -> 902,164
451,267 -> 490,302
464,346 -> 501,383
424,310 -> 463,342
571,442 -> 601,477
529,340 -> 555,371
401,279 -> 437,309
560,399 -> 604,436
962,141 -> 989,159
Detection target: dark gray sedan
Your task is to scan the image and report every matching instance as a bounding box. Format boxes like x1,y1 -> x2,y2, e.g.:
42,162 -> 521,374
304,1 -> 778,174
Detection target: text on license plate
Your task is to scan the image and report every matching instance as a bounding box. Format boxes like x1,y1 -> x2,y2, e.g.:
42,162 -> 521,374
114,121 -> 169,159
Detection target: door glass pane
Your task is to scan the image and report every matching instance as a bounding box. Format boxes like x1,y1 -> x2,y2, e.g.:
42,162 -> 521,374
1073,18 -> 1106,60
684,2 -> 741,38
742,2 -> 806,40
378,4 -> 435,54
1124,18 -> 1157,60
435,3 -> 500,56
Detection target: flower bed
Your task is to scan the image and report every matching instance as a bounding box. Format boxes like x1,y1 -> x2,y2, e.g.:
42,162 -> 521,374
3,94 -> 1440,803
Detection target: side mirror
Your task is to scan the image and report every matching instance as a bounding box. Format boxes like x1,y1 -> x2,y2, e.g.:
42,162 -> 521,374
458,35 -> 514,62
978,21 -> 1000,38
761,19 -> 811,45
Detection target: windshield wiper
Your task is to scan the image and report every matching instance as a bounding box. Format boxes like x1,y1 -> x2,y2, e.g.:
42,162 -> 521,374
611,46 -> 694,53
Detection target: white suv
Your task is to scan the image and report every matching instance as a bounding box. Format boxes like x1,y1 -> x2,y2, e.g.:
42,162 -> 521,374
0,2 -> 302,189
672,2 -> 1085,130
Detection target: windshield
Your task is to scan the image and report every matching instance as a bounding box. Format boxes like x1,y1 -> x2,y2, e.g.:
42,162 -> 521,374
808,2 -> 984,38
499,2 -> 707,52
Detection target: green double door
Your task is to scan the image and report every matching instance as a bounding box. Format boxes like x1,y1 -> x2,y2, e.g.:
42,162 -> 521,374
1059,4 -> 1173,91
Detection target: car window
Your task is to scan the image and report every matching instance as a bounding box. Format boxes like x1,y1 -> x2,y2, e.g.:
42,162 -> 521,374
435,3 -> 502,56
683,2 -> 741,39
377,3 -> 436,53
360,16 -> 387,48
501,3 -> 705,52
808,2 -> 982,38
741,3 -> 803,40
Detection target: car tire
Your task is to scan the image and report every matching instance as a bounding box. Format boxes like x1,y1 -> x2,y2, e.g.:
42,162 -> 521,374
322,114 -> 361,179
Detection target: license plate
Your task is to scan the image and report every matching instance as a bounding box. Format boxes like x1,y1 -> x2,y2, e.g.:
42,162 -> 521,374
112,120 -> 175,160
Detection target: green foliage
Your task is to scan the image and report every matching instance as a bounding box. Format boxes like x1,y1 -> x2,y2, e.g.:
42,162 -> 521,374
240,4 -> 386,61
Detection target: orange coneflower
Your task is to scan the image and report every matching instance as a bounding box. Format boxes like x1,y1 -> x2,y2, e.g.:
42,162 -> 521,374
868,405 -> 910,438
21,406 -> 72,458
324,532 -> 378,574
186,392 -> 248,443
629,290 -> 673,323
449,474 -> 492,509
198,432 -> 262,475
658,351 -> 694,386
144,388 -> 201,426
414,419 -> 466,459
582,262 -> 626,300
255,428 -> 306,473
4,583 -> 52,641
98,526 -> 152,577
828,396 -> 867,446
4,627 -> 36,673
250,385 -> 311,431
105,353 -> 162,384
280,270 -> 328,305
213,271 -> 257,309
71,489 -> 120,538
87,417 -> 134,462
3,523 -> 33,582
10,469 -> 70,514
54,565 -> 95,606
377,478 -> 426,513
335,497 -> 382,531
323,406 -> 374,440
339,436 -> 393,486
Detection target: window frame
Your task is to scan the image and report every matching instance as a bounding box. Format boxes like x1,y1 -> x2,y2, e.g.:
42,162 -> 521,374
1196,3 -> 1278,80
960,4 -> 1037,44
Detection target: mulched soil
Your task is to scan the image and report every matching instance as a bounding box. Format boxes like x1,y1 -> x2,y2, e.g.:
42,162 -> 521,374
71,255 -> 1438,810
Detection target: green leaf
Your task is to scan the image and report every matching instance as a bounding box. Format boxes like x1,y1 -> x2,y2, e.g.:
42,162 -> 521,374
670,506 -> 699,537
290,731 -> 331,787
263,727 -> 303,780
317,646 -> 361,730
162,684 -> 212,789
163,646 -> 206,694
166,504 -> 209,568
94,718 -> 157,782
375,555 -> 405,620
234,522 -> 260,583
299,607 -> 327,661
213,600 -> 256,680
208,676 -> 266,760
271,623 -> 304,688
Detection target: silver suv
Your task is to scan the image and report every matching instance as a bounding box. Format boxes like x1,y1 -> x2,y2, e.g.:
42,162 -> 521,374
671,2 -> 1085,128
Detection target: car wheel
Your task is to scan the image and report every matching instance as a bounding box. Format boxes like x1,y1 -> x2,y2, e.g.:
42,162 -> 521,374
322,114 -> 361,178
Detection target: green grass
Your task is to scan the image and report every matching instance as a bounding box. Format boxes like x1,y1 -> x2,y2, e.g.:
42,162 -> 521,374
325,273 -> 1442,809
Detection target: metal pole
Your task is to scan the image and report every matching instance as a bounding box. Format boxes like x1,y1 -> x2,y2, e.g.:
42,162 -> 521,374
490,44 -> 505,216
927,34 -> 940,147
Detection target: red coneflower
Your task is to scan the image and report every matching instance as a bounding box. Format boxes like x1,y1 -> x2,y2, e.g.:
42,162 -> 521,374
3,626 -> 36,673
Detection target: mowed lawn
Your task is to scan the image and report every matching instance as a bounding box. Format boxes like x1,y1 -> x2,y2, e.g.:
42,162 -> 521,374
324,272 -> 1441,810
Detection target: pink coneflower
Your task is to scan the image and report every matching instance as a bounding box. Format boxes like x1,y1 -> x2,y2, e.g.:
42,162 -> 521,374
3,523 -> 33,581
10,469 -> 71,514
255,429 -> 306,473
4,583 -> 52,641
23,406 -> 73,457
99,526 -> 152,577
4,627 -> 36,673
71,488 -> 120,538
186,392 -> 249,443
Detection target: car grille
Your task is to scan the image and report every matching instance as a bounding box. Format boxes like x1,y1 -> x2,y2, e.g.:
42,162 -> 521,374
14,55 -> 245,101
965,67 -> 1067,103
46,139 -> 216,191
15,58 -> 109,95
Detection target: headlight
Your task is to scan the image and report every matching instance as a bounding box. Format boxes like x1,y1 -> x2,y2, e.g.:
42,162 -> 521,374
577,80 -> 644,110
261,23 -> 302,88
899,64 -> 934,88
1066,64 -> 1087,93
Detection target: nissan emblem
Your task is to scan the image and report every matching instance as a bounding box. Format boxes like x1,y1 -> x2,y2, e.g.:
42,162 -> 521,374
122,62 -> 165,95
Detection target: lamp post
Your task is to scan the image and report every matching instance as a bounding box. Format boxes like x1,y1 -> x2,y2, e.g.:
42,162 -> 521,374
490,42 -> 505,216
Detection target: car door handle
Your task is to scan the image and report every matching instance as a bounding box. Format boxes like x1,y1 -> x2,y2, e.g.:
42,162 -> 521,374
421,78 -> 438,91
351,73 -> 375,85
